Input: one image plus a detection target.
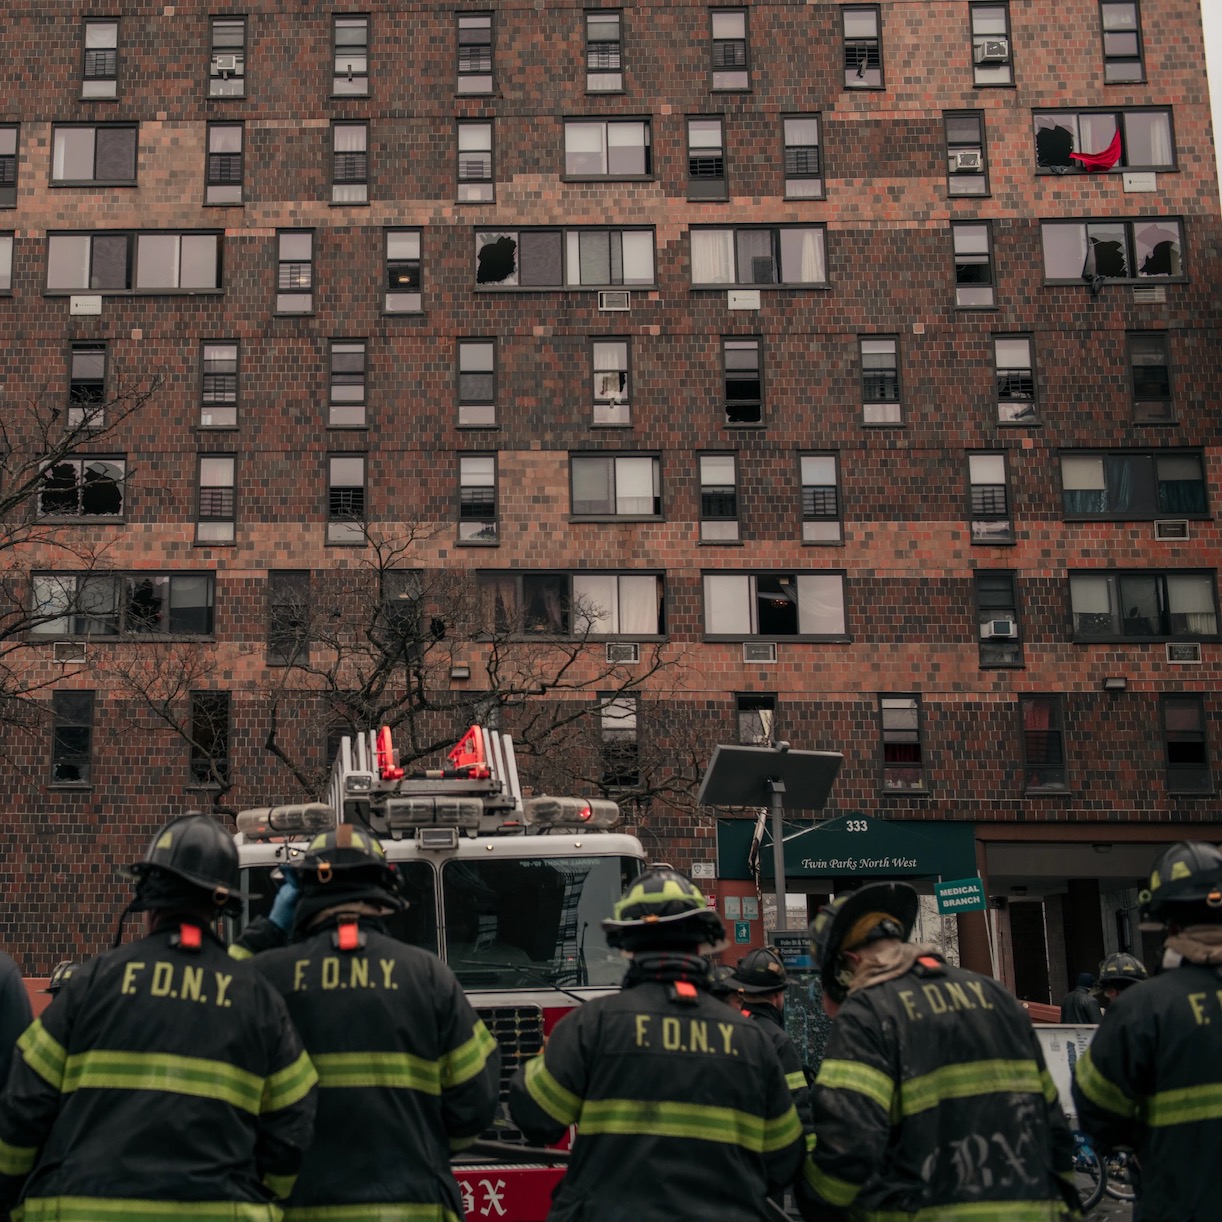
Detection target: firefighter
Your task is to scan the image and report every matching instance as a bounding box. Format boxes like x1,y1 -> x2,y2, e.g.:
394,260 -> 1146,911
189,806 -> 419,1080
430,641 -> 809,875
40,961 -> 78,998
0,947 -> 31,1098
1059,972 -> 1104,1023
1072,840 -> 1222,1222
1093,951 -> 1147,1010
508,867 -> 806,1220
731,947 -> 815,1149
0,814 -> 317,1221
241,825 -> 501,1221
798,882 -> 1077,1220
709,961 -> 744,1008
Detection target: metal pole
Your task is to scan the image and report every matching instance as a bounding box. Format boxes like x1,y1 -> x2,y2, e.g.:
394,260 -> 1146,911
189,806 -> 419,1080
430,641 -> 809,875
769,777 -> 787,928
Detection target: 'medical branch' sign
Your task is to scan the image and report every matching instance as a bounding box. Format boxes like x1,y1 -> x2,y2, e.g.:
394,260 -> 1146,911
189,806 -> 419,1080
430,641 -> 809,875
934,876 -> 987,915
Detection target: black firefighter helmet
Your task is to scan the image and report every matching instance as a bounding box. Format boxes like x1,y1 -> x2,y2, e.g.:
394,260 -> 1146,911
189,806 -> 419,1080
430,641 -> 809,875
602,867 -> 726,953
731,947 -> 790,995
293,824 -> 406,932
1096,952 -> 1148,990
43,961 -> 78,995
126,813 -> 241,914
809,882 -> 919,1004
1138,840 -> 1222,925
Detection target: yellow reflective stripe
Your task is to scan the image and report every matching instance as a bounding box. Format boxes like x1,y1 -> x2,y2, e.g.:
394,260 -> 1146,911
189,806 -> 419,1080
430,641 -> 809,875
865,1203 -> 1069,1221
19,1199 -> 279,1220
285,1205 -> 460,1221
804,1131 -> 817,1152
229,944 -> 254,961
0,1136 -> 37,1175
785,1069 -> 808,1092
523,1055 -> 581,1126
579,1098 -> 799,1155
816,1058 -> 896,1114
900,1059 -> 1043,1118
311,1051 -> 439,1095
803,1160 -> 861,1207
263,1049 -> 317,1112
1144,1081 -> 1222,1127
62,1050 -> 264,1115
439,1020 -> 497,1090
262,1171 -> 298,1199
1040,1069 -> 1059,1105
1074,1047 -> 1137,1120
17,1020 -> 67,1089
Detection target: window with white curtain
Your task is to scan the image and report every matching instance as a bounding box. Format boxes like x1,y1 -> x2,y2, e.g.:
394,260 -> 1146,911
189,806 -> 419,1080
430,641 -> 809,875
968,452 -> 1012,543
571,455 -> 661,517
572,573 -> 664,635
1069,571 -> 1218,639
690,225 -> 826,286
478,571 -> 664,637
700,454 -> 739,541
475,228 -> 654,287
1034,109 -> 1173,171
332,123 -> 368,203
564,119 -> 651,177
703,572 -> 846,637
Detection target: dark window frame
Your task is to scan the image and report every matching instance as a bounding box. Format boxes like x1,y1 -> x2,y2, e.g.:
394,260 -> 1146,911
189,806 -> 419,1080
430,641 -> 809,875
326,452 -> 368,546
333,13 -> 371,96
188,690 -> 231,786
782,113 -> 823,199
0,124 -> 17,209
329,338 -> 368,427
385,227 -> 422,313
843,4 -> 884,90
267,570 -> 311,666
1033,107 -> 1175,174
710,7 -> 750,91
800,451 -> 842,544
1100,1 -> 1145,84
458,452 -> 499,544
457,12 -> 494,95
723,336 -> 763,427
967,450 -> 1014,544
50,123 -> 138,186
1161,694 -> 1212,795
591,336 -> 631,425
1020,694 -> 1068,792
570,452 -> 663,520
1068,568 -> 1220,642
953,221 -> 996,308
82,18 -> 119,98
30,570 -> 216,638
1058,449 -> 1208,521
860,334 -> 901,424
687,116 -> 727,200
975,570 -> 1023,667
200,339 -> 239,426
457,119 -> 495,202
736,692 -> 776,745
701,570 -> 849,641
0,230 -> 14,294
1041,217 -> 1186,285
51,689 -> 95,785
276,228 -> 314,313
690,223 -> 829,288
457,337 -> 497,427
478,570 -> 667,639
45,230 -> 223,295
879,694 -> 927,793
585,8 -> 624,92
1128,331 -> 1173,423
563,117 -> 653,181
68,341 -> 107,429
36,456 -> 126,520
969,2 -> 1014,87
196,453 -> 236,544
698,451 -> 740,542
994,333 -> 1037,424
599,692 -> 640,792
208,16 -> 247,98
332,121 -> 369,204
474,226 -> 656,290
945,111 -> 989,197
205,121 -> 244,206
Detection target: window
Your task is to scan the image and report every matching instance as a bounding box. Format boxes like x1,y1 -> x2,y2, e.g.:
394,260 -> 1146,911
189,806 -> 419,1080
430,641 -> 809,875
801,454 -> 841,543
0,232 -> 12,293
197,454 -> 236,543
1060,451 -> 1207,519
201,341 -> 238,427
205,123 -> 243,204
703,572 -> 846,638
31,572 -> 215,637
189,691 -> 230,785
699,454 -> 739,541
46,232 -> 221,293
945,112 -> 987,196
480,571 -> 665,636
334,15 -> 369,95
880,696 -> 926,791
783,116 -> 822,199
710,9 -> 749,90
332,123 -> 368,204
953,222 -> 995,307
843,6 -> 883,88
267,571 -> 310,666
995,335 -> 1036,423
600,696 -> 639,790
1162,696 -> 1211,794
1021,696 -> 1067,791
385,229 -> 421,312
52,125 -> 136,185
1101,2 -> 1144,83
1034,109 -> 1173,173
277,230 -> 314,312
379,569 -> 422,655
564,119 -> 651,178
737,693 -> 775,744
571,454 -> 661,517
475,228 -> 655,288
209,18 -> 246,97
976,571 -> 1022,666
0,126 -> 16,208
83,19 -> 118,98
330,340 -> 367,427
68,343 -> 106,428
38,458 -> 125,518
1069,571 -> 1218,640
457,14 -> 493,94
327,455 -> 367,544
968,452 -> 1012,543
723,338 -> 761,425
586,10 -> 623,91
688,118 -> 726,200
1129,332 -> 1171,422
51,691 -> 94,784
690,225 -> 827,286
969,3 -> 1013,86
458,339 -> 496,426
458,121 -> 494,202
592,339 -> 630,425
861,337 -> 900,424
459,455 -> 497,542
1042,218 -> 1183,283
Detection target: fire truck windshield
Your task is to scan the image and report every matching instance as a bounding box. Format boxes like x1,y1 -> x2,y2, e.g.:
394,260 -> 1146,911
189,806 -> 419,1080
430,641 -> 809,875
442,855 -> 640,990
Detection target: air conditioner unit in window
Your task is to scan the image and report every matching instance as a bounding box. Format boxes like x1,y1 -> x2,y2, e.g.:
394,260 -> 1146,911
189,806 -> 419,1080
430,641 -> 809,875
606,641 -> 640,665
980,618 -> 1018,640
743,641 -> 777,664
974,38 -> 1010,63
598,290 -> 630,312
1166,641 -> 1203,664
53,641 -> 86,665
214,54 -> 239,72
1154,519 -> 1190,541
953,150 -> 983,172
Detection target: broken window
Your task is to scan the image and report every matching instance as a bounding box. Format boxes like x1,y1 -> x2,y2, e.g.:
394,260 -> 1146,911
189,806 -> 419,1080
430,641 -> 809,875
474,228 -> 654,287
1042,218 -> 1182,282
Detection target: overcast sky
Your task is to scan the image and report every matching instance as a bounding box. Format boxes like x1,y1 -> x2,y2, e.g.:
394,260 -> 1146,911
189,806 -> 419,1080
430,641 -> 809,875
1204,0 -> 1222,191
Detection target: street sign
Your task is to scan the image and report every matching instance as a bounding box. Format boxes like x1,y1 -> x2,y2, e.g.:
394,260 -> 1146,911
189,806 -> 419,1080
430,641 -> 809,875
935,876 -> 987,915
734,921 -> 751,943
723,896 -> 741,920
772,930 -> 814,970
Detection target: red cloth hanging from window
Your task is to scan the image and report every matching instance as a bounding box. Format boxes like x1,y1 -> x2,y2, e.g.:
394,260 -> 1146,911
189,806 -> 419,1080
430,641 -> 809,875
1070,129 -> 1122,171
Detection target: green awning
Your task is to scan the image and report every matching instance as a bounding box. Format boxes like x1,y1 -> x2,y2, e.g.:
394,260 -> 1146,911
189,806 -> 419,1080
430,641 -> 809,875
716,813 -> 977,882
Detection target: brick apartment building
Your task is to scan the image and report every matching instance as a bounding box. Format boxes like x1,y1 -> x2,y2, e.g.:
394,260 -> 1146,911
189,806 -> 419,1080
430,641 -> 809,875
1,0 -> 1220,1002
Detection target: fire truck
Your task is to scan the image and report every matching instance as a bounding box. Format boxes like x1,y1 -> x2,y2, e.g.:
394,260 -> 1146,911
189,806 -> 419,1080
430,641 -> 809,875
230,724 -> 647,1222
